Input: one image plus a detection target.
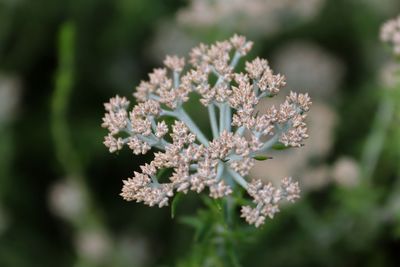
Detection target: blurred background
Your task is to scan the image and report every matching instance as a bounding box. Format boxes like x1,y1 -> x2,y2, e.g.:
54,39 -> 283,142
1,0 -> 400,266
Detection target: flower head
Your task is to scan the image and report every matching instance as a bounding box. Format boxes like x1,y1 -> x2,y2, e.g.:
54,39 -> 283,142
102,35 -> 311,226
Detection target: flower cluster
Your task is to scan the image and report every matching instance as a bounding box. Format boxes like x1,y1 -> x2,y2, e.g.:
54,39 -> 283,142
241,177 -> 300,227
102,35 -> 311,227
381,15 -> 400,55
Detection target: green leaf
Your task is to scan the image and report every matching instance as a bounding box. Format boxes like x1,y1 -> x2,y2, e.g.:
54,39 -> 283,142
201,195 -> 222,213
179,213 -> 213,242
195,217 -> 213,242
179,216 -> 202,230
171,192 -> 182,219
157,168 -> 168,180
252,155 -> 273,161
272,142 -> 290,150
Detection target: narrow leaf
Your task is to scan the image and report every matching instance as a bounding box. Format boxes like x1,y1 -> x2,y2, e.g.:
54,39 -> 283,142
253,155 -> 273,161
272,142 -> 290,150
179,216 -> 202,229
171,192 -> 182,219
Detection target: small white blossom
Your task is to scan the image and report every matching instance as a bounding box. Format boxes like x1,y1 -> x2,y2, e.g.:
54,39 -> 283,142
103,134 -> 123,153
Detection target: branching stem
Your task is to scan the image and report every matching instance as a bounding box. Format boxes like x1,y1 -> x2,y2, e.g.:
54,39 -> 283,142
208,104 -> 219,138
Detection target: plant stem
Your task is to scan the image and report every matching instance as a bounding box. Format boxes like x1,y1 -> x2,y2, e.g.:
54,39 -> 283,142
219,103 -> 226,133
177,108 -> 210,146
208,104 -> 219,138
214,51 -> 242,135
361,95 -> 395,184
216,162 -> 224,181
173,71 -> 180,89
226,105 -> 231,132
230,51 -> 241,68
235,126 -> 245,136
51,22 -> 113,267
256,133 -> 280,155
227,169 -> 248,189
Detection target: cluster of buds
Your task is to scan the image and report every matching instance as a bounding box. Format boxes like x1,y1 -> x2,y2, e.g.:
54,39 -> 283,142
102,35 -> 311,227
380,15 -> 400,55
241,177 -> 300,227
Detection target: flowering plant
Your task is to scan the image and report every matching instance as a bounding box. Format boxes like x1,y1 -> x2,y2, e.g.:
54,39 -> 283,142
102,35 -> 311,227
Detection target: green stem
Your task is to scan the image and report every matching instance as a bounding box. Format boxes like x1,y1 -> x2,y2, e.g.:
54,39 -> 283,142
216,162 -> 224,181
219,103 -> 226,133
177,108 -> 209,146
173,71 -> 180,89
226,105 -> 231,132
227,168 -> 248,190
256,133 -> 280,155
161,108 -> 209,146
361,95 -> 394,184
214,51 -> 242,135
208,104 -> 219,138
51,22 -> 82,176
235,126 -> 245,136
51,22 -> 113,267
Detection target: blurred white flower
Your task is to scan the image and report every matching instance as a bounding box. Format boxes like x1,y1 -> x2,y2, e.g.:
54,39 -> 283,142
48,178 -> 86,222
176,0 -> 325,36
301,165 -> 331,190
147,21 -> 197,64
272,41 -> 345,100
380,61 -> 400,89
75,229 -> 111,264
380,14 -> 400,55
116,235 -> 151,267
0,74 -> 21,125
331,157 -> 360,188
